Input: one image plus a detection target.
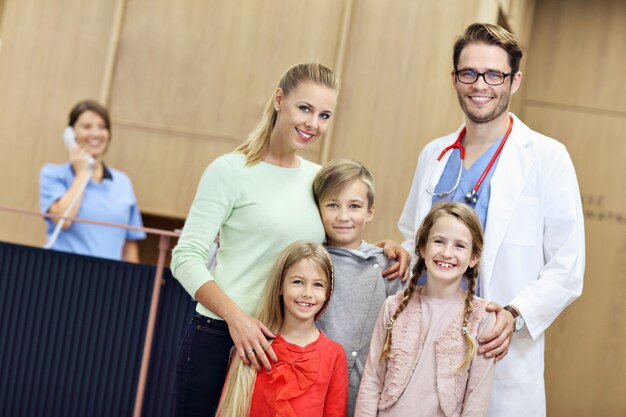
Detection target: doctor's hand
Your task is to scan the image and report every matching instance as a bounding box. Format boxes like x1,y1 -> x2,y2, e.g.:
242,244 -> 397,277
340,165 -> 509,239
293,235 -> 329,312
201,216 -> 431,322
378,240 -> 410,282
478,301 -> 514,362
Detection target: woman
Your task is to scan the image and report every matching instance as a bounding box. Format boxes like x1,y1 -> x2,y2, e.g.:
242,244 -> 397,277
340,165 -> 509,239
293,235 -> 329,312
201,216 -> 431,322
39,100 -> 146,262
171,63 -> 407,417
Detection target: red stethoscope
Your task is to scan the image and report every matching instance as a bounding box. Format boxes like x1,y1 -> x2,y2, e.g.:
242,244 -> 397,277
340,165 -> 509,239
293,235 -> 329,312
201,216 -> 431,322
426,115 -> 513,204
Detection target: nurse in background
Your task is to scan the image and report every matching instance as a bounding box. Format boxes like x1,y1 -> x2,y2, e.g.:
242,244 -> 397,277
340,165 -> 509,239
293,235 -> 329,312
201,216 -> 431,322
40,99 -> 146,262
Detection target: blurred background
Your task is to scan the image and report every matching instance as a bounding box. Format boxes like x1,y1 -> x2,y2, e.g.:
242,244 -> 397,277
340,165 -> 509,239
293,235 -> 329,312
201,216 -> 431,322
0,0 -> 624,415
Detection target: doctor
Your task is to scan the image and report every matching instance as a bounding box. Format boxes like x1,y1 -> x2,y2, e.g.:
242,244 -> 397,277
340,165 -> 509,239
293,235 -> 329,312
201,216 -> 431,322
398,23 -> 584,416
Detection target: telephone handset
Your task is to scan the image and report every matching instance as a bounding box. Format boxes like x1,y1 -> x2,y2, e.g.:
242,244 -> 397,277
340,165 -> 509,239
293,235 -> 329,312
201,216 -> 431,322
63,126 -> 95,168
45,126 -> 95,249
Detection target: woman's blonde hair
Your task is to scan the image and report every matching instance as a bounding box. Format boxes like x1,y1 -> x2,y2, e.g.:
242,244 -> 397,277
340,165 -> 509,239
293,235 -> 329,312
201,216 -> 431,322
379,203 -> 483,370
216,241 -> 334,416
235,63 -> 338,166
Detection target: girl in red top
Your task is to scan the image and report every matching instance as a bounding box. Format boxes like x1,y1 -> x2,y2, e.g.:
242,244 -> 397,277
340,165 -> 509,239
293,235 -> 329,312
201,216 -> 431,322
217,241 -> 348,417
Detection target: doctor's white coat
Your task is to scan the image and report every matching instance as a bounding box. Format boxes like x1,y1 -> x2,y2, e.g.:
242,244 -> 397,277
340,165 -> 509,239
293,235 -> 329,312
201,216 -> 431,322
398,113 -> 585,417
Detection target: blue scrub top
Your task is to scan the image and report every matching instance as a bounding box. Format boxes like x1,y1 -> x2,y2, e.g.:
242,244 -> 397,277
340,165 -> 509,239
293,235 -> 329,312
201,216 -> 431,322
432,135 -> 505,230
428,135 -> 505,295
40,162 -> 146,260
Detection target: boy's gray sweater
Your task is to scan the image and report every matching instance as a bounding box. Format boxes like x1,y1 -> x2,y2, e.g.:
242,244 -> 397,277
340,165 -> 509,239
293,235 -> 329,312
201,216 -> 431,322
316,241 -> 404,417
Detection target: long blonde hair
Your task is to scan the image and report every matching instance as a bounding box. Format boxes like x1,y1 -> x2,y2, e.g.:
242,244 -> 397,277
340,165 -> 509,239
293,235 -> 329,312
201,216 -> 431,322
379,203 -> 483,370
235,63 -> 338,166
216,241 -> 335,417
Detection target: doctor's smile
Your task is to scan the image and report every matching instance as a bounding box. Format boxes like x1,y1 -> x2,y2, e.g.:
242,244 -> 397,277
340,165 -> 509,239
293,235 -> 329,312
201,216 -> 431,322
468,95 -> 493,104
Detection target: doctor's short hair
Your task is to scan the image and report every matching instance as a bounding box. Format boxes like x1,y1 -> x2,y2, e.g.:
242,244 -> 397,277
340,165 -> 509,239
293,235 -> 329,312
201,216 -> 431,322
312,158 -> 375,208
453,23 -> 524,76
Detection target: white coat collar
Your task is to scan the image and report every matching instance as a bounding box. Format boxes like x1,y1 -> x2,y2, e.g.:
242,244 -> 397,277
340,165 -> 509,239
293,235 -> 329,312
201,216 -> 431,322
480,114 -> 535,293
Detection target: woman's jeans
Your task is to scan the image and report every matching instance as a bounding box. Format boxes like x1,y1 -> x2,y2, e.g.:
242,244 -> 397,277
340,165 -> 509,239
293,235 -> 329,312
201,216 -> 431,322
175,314 -> 234,417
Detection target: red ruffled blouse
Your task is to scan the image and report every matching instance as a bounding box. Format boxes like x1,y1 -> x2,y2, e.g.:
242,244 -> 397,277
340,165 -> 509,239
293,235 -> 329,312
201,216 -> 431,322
249,331 -> 348,417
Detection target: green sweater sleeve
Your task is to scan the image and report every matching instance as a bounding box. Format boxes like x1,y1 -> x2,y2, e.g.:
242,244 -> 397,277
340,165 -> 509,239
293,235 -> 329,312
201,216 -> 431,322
171,156 -> 236,298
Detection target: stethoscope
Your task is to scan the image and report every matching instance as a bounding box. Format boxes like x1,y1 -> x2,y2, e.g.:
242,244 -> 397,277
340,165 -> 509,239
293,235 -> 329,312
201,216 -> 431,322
426,115 -> 513,204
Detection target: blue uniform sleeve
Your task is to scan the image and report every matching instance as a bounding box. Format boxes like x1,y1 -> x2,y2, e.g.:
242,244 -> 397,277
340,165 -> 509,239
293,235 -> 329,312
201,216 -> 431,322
126,199 -> 147,240
39,164 -> 70,214
122,174 -> 146,241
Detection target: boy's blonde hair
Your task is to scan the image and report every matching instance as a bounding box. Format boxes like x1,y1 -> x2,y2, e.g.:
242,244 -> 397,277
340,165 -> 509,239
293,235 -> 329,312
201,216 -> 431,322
312,158 -> 375,208
236,63 -> 338,166
216,241 -> 335,417
379,203 -> 483,370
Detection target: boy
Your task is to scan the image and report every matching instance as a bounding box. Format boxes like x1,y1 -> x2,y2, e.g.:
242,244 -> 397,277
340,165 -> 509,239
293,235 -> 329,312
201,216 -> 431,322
313,159 -> 404,417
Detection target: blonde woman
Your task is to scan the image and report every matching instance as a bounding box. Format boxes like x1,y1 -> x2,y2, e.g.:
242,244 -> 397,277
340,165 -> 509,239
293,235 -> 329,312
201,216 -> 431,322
171,63 -> 408,416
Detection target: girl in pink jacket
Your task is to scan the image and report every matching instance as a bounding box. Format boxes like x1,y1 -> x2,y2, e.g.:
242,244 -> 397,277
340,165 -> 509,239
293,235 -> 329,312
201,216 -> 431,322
355,202 -> 496,417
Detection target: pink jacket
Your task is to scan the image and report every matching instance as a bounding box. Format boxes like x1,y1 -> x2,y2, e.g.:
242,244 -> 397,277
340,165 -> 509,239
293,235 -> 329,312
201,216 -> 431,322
365,288 -> 493,416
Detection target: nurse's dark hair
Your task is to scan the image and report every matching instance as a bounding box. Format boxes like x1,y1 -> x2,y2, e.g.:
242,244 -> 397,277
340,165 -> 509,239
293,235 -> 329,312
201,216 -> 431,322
236,63 -> 338,166
453,23 -> 523,76
68,100 -> 111,135
379,202 -> 484,370
216,241 -> 334,417
312,158 -> 375,208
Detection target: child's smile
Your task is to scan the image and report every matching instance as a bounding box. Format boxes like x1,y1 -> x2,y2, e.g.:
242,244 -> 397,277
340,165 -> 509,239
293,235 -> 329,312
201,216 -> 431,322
420,214 -> 479,297
281,259 -> 328,323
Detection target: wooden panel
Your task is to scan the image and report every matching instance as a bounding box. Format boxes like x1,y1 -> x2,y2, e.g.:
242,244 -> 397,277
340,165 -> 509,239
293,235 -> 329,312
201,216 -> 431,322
524,0 -> 626,112
328,0 -> 480,243
521,3 -> 625,414
106,0 -> 344,216
0,0 -> 117,245
0,0 -> 5,36
106,122 -> 320,217
522,105 -> 626,416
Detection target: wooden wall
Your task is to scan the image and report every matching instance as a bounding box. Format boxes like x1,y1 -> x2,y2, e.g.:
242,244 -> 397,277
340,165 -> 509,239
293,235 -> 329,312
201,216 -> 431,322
519,1 -> 626,415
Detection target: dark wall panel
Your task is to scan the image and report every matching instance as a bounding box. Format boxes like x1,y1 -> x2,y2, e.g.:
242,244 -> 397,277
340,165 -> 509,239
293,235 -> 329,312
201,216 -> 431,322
0,242 -> 195,417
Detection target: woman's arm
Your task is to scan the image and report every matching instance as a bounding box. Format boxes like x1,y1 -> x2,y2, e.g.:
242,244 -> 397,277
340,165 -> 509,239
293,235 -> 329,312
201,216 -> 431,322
194,281 -> 277,371
122,240 -> 140,263
45,148 -> 94,228
171,158 -> 278,371
376,240 -> 410,281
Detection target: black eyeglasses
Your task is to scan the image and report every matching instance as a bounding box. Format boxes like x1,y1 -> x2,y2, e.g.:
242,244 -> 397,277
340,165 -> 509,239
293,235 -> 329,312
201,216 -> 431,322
454,69 -> 513,86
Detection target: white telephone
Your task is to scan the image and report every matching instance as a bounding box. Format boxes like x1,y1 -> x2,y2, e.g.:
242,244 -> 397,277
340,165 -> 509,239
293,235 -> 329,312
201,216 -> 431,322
44,126 -> 96,249
63,126 -> 95,168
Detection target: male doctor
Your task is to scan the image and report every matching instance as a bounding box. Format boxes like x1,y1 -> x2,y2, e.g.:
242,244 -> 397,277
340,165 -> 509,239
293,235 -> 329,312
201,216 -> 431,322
398,23 -> 585,416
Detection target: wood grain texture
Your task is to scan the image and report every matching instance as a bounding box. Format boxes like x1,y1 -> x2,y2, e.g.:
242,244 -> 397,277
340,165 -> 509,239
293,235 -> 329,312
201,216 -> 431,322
520,1 -> 626,414
106,0 -> 342,216
523,0 -> 626,113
